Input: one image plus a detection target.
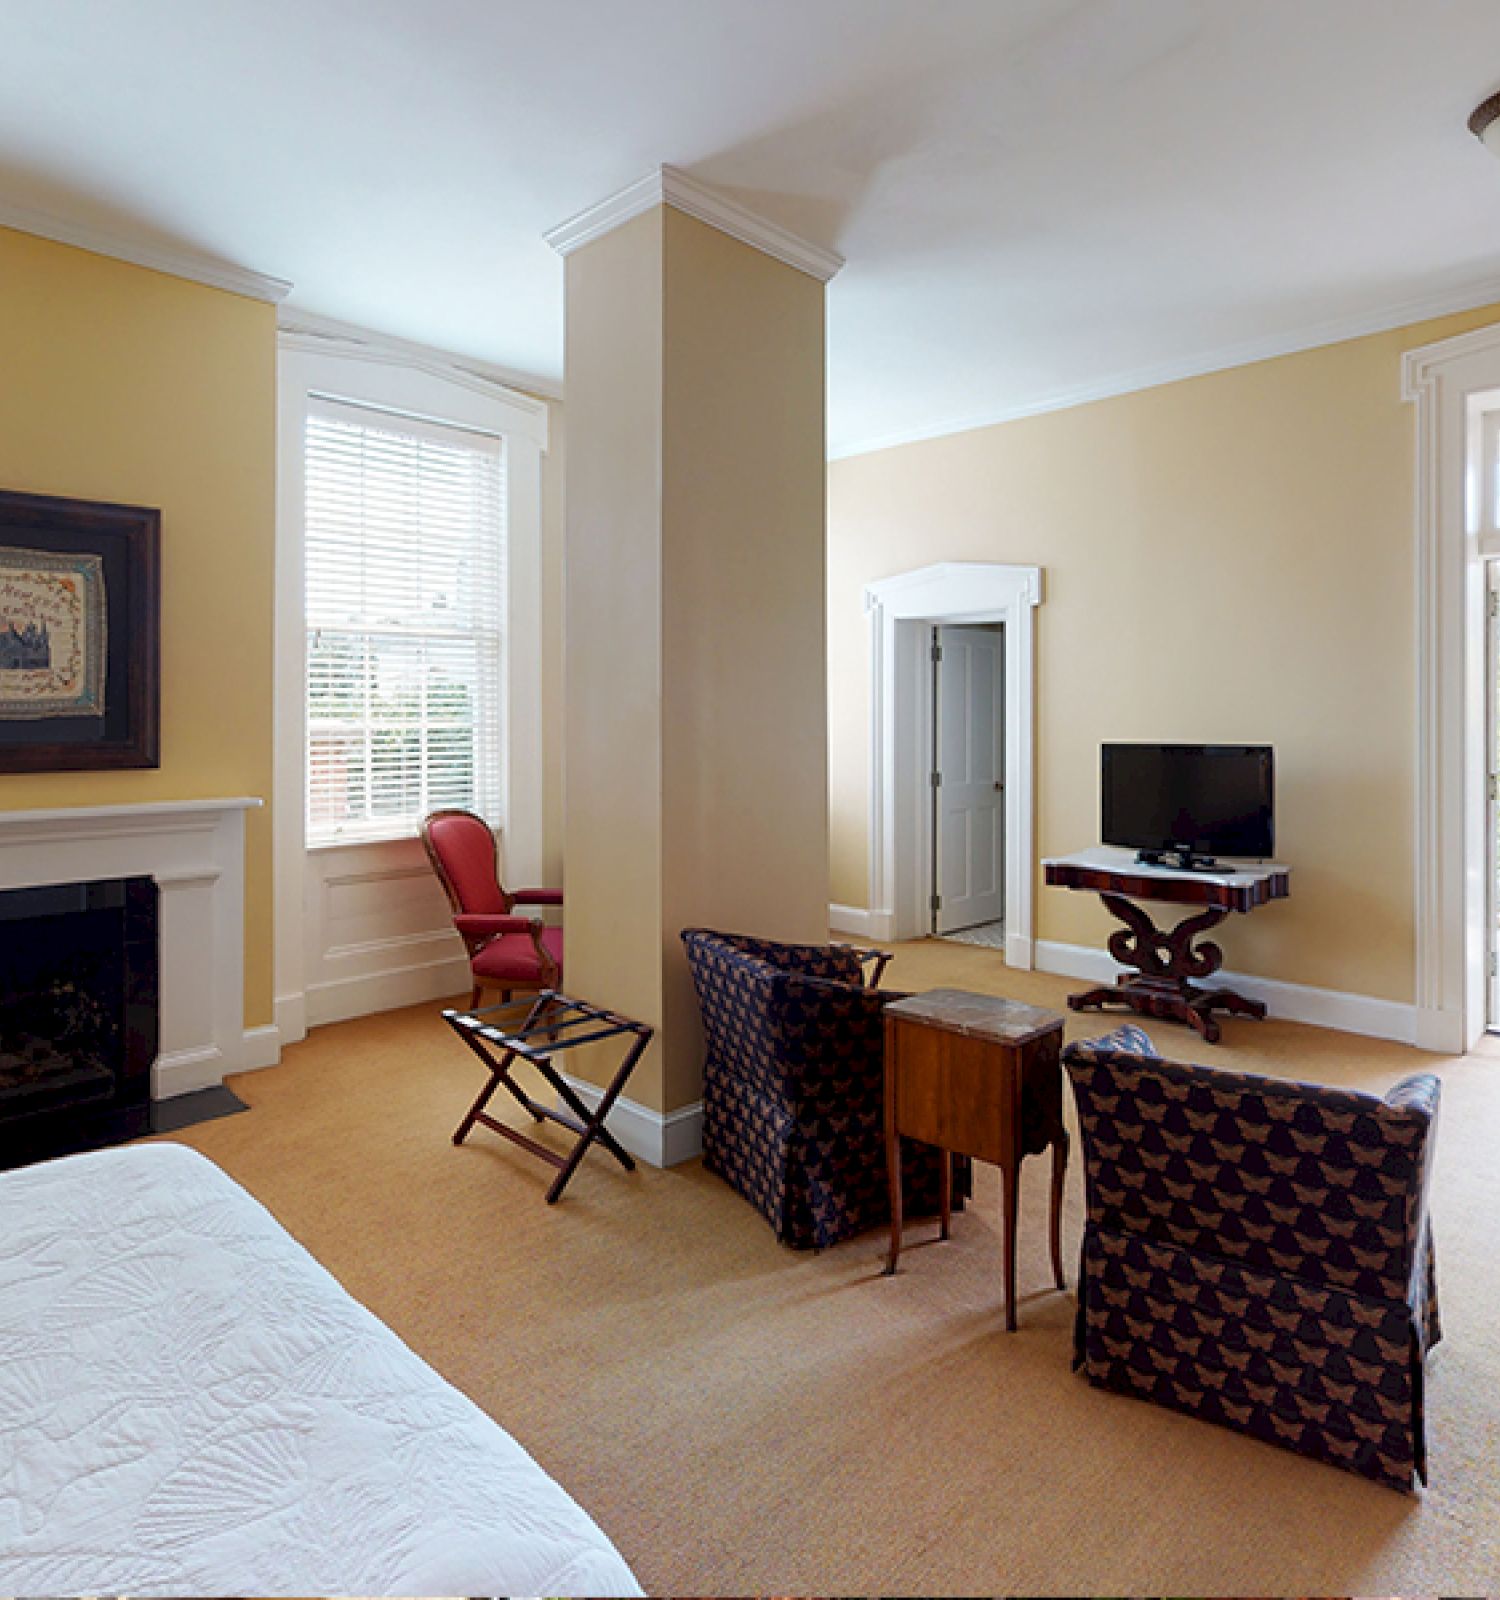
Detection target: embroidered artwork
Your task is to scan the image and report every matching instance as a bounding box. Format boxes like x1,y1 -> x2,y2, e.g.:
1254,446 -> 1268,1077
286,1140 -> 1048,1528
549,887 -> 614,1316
0,547 -> 107,719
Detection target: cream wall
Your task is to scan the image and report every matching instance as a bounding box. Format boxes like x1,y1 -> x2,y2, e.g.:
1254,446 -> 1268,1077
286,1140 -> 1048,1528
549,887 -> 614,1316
564,204 -> 829,1117
658,206 -> 830,1110
829,302 -> 1500,1007
0,226 -> 276,1025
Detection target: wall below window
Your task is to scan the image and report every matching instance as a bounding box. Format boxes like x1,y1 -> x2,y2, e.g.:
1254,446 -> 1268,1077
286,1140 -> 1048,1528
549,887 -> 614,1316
829,299 -> 1500,1014
0,226 -> 276,1028
301,839 -> 468,1026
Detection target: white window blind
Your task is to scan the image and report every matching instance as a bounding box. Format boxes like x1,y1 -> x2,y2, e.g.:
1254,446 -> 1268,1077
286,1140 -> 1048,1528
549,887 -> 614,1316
305,395 -> 506,844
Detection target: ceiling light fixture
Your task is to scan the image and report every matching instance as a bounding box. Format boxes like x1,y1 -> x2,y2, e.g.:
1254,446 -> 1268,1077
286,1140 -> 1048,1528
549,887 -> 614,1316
1470,90 -> 1500,155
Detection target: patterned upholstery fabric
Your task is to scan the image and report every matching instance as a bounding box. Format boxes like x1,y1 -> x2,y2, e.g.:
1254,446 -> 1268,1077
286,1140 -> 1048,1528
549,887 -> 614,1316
682,928 -> 960,1249
1064,1025 -> 1441,1491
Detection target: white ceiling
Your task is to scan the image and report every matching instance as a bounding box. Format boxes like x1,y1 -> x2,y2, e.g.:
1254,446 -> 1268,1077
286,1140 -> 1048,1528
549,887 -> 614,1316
3,0 -> 1500,455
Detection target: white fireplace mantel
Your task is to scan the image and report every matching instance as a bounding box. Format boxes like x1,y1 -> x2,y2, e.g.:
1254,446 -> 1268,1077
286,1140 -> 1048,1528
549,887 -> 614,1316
0,797 -> 262,1098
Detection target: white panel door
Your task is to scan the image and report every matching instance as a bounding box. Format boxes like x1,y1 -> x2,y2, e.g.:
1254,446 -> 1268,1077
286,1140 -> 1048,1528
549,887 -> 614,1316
934,624 -> 1005,934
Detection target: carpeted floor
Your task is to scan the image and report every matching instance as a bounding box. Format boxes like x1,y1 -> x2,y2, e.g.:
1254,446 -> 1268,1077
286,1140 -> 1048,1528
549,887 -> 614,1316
157,940 -> 1500,1595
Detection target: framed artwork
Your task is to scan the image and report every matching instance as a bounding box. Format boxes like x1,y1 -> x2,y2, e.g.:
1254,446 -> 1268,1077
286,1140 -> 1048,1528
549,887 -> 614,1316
0,489 -> 160,772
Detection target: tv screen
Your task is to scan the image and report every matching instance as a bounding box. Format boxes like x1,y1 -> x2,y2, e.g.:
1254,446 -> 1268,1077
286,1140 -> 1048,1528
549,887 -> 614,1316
1102,744 -> 1274,861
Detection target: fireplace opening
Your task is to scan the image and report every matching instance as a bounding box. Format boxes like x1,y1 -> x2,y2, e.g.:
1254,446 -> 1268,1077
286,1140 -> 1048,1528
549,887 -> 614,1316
0,876 -> 158,1169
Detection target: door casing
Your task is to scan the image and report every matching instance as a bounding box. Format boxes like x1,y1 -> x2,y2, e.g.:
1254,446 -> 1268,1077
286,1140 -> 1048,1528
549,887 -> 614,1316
864,562 -> 1042,966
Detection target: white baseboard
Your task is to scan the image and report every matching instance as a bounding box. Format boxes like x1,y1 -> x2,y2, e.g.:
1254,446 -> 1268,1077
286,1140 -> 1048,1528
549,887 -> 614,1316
830,903 -> 896,940
556,1072 -> 703,1168
304,954 -> 470,1029
1034,939 -> 1419,1047
1005,933 -> 1034,971
154,1045 -> 226,1099
1413,1006 -> 1473,1056
275,991 -> 307,1049
240,1024 -> 282,1073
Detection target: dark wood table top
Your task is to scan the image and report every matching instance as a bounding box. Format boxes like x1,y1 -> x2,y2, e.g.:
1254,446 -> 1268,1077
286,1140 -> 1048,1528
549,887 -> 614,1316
1043,846 -> 1290,914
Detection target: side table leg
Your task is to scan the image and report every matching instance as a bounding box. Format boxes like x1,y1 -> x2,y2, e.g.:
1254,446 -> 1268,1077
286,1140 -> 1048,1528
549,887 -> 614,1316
884,1131 -> 903,1276
1049,1129 -> 1069,1290
1000,1157 -> 1019,1332
939,1149 -> 952,1240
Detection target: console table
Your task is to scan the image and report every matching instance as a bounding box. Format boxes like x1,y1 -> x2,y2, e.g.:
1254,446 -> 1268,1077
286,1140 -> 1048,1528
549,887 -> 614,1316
1043,846 -> 1290,1043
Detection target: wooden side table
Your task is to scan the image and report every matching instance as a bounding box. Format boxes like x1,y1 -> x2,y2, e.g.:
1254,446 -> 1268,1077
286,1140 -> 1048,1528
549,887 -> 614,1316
883,989 -> 1068,1331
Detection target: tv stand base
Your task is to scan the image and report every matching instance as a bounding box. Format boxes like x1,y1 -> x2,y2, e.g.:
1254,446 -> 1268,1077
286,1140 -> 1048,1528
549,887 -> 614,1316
1065,893 -> 1267,1045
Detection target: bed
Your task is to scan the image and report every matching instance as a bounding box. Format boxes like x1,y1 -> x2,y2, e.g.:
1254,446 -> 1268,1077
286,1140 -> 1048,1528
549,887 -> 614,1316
0,1142 -> 642,1597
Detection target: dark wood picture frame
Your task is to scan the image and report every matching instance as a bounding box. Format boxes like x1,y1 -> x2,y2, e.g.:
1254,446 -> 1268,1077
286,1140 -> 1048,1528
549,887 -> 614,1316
0,488 -> 160,772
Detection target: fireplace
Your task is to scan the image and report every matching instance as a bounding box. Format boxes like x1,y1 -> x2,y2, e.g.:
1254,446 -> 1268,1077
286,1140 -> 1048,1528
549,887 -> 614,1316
0,876 -> 158,1169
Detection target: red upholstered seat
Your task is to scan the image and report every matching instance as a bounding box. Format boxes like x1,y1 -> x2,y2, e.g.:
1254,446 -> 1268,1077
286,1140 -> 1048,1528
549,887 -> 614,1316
471,925 -> 565,983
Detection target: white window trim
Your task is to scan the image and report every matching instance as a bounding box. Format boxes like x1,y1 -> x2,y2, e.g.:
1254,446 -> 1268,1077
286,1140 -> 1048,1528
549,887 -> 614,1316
275,325 -> 548,1046
1402,319 -> 1500,1054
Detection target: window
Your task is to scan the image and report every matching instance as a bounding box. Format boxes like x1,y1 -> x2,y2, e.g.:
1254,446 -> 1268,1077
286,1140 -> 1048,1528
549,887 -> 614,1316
304,396 -> 505,844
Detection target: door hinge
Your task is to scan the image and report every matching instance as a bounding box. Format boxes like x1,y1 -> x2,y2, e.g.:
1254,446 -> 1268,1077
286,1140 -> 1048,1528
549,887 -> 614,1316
1491,950 -> 1497,979
1490,589 -> 1498,620
931,640 -> 943,662
930,770 -> 942,788
930,893 -> 942,913
1490,773 -> 1498,803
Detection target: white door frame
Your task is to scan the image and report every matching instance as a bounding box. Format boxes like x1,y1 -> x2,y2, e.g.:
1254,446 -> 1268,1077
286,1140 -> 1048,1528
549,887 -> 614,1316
1402,320 -> 1500,1053
864,562 -> 1043,966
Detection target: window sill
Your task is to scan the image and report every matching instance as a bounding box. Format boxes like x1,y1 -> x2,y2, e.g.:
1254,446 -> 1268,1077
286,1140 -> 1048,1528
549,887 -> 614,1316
306,830 -> 422,854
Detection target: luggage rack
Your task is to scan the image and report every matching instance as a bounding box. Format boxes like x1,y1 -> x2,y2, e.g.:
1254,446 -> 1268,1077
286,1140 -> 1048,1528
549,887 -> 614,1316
443,990 -> 653,1204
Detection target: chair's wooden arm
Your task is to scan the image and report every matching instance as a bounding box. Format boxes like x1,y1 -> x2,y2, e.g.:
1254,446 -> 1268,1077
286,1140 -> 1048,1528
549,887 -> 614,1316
511,887 -> 564,907
453,912 -> 541,958
833,943 -> 894,989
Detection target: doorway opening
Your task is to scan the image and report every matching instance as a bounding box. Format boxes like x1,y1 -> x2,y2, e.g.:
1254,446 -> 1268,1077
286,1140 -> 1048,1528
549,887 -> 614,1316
863,562 -> 1042,967
930,623 -> 1005,942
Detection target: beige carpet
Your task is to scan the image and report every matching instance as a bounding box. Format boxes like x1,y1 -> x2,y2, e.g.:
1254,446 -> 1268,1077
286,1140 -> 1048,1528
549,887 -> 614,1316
156,942 -> 1500,1595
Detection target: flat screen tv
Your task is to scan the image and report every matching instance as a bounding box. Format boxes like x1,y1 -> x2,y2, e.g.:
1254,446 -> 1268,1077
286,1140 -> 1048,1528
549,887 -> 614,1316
1102,744 -> 1274,866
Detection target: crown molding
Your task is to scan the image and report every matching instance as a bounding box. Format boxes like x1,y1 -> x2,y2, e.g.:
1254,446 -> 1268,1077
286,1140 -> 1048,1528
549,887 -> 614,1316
277,308 -> 560,414
0,198 -> 291,304
544,164 -> 844,283
830,274 -> 1500,461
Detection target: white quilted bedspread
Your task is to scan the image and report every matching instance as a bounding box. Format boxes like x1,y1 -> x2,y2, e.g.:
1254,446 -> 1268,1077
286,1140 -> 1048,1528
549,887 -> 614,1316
0,1142 -> 642,1597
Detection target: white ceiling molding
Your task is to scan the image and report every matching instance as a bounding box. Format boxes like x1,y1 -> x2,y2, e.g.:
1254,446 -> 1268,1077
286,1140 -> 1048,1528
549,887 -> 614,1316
831,273 -> 1500,461
277,309 -> 559,416
0,197 -> 291,304
544,164 -> 844,283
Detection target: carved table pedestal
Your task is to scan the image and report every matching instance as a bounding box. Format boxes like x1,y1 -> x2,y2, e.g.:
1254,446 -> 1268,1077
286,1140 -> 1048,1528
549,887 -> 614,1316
1043,847 -> 1290,1044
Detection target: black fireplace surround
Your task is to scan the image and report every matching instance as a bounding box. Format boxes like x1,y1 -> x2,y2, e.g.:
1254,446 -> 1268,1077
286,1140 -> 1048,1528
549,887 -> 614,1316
0,876 -> 158,1169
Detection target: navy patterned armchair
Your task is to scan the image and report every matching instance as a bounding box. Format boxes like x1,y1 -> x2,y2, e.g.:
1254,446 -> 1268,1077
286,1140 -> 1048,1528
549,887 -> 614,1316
1064,1025 -> 1441,1491
681,929 -> 958,1250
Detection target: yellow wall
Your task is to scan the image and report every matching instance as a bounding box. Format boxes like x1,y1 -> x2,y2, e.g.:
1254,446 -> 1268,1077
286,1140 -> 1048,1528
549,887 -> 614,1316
563,208 -> 669,1106
829,302 -> 1500,1006
564,205 -> 829,1114
0,226 -> 276,1024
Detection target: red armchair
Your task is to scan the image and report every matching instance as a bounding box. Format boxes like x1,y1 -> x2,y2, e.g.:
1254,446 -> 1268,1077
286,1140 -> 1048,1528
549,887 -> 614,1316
420,808 -> 564,1009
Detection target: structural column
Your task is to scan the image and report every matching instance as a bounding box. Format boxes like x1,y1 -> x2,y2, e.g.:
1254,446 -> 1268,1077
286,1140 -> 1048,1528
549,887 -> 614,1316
550,168 -> 842,1159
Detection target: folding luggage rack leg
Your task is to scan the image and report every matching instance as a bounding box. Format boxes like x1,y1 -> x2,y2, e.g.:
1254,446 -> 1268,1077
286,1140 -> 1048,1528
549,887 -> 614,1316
443,990 -> 654,1203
